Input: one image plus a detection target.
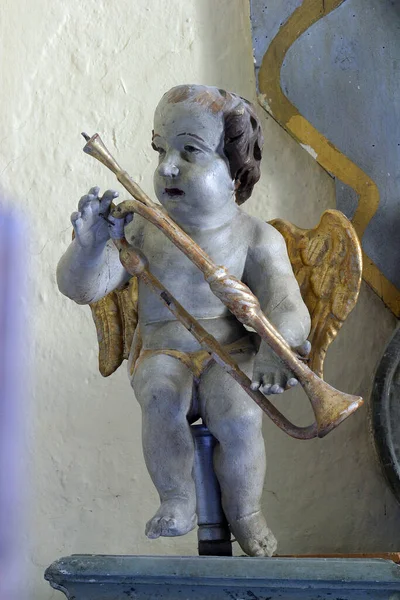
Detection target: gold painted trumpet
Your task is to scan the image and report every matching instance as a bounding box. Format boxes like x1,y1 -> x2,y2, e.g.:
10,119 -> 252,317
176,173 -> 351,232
81,132 -> 363,440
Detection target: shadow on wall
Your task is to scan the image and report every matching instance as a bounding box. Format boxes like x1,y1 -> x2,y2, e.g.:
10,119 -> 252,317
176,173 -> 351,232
194,0 -> 257,100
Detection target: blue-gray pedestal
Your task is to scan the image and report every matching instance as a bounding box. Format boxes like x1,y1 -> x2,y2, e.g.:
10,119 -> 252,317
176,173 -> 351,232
45,555 -> 400,599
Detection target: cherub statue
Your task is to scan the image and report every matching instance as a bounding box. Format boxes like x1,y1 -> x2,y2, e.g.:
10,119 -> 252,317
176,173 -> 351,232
57,85 -> 361,557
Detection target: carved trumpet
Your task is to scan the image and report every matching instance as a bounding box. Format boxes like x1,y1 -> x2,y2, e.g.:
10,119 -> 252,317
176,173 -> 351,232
81,132 -> 363,439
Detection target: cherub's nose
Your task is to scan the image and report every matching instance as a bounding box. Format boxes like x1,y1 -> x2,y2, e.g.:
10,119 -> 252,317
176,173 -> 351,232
158,155 -> 179,178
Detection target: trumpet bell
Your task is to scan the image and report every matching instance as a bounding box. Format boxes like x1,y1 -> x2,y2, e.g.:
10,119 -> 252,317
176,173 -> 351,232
303,376 -> 363,438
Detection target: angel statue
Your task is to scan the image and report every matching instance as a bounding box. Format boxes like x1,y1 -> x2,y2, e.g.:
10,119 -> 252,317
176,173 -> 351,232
57,85 -> 362,557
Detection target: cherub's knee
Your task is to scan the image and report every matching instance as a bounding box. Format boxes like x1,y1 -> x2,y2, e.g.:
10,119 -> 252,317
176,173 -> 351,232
209,406 -> 262,445
133,375 -> 191,420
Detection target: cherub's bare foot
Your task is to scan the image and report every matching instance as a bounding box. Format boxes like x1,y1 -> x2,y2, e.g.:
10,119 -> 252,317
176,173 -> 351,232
145,498 -> 197,539
230,511 -> 277,557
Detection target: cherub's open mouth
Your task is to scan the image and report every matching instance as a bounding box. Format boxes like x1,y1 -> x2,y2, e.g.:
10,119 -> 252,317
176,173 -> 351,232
165,188 -> 185,197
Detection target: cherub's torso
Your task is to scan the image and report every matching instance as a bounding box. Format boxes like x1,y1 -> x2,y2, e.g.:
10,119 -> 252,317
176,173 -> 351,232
127,210 -> 259,351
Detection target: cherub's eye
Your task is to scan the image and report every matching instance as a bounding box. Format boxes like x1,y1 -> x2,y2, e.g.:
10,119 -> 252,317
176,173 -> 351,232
184,145 -> 201,154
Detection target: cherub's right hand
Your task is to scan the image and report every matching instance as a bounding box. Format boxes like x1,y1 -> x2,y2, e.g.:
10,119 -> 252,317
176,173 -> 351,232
71,187 -> 119,249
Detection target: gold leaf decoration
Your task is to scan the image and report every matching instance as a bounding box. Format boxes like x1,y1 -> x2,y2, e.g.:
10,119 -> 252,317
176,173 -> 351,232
270,209 -> 362,378
116,277 -> 139,360
89,277 -> 138,377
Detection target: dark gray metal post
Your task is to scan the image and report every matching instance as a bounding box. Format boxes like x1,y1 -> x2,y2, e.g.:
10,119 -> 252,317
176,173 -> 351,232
191,423 -> 232,556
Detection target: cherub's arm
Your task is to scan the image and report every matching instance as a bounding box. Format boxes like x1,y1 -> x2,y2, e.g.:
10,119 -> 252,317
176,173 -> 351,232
57,187 -> 135,305
243,221 -> 311,394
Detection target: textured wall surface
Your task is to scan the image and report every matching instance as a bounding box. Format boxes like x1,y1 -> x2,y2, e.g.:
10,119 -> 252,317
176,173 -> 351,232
0,1 -> 398,599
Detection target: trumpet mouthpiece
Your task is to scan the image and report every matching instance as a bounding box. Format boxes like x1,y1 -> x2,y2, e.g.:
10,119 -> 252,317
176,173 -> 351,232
81,132 -> 122,176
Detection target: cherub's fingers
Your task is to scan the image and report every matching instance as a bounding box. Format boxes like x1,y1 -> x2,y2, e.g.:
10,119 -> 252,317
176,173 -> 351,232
100,189 -> 119,215
270,383 -> 284,394
71,211 -> 84,240
71,210 -> 82,227
250,368 -> 263,391
261,383 -> 272,395
278,371 -> 289,391
260,373 -> 273,395
261,372 -> 286,395
78,187 -> 99,210
295,340 -> 311,358
78,191 -> 98,213
287,377 -> 298,389
80,199 -> 93,221
88,186 -> 100,197
78,195 -> 90,213
108,213 -> 125,240
250,379 -> 261,391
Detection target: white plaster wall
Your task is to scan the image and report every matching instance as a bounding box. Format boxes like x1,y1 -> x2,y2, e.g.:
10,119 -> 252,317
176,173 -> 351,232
0,1 -> 398,598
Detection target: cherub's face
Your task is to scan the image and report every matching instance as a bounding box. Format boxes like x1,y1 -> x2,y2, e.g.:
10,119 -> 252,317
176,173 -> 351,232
152,98 -> 235,224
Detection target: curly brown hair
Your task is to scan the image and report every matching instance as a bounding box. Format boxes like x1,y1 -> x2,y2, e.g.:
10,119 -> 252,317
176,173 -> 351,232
160,85 -> 264,205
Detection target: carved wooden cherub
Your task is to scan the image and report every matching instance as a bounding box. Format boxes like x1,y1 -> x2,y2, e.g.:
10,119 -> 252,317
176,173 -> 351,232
57,85 -> 361,557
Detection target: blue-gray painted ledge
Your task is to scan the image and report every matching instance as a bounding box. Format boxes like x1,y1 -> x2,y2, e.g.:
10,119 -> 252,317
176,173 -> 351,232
45,554 -> 400,599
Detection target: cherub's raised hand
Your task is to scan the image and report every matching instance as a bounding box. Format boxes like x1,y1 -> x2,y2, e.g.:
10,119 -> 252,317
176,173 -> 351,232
108,210 -> 134,241
251,340 -> 311,395
71,187 -> 119,249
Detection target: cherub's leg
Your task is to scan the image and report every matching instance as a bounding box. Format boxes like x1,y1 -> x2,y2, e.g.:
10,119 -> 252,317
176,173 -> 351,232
198,353 -> 277,557
131,354 -> 197,538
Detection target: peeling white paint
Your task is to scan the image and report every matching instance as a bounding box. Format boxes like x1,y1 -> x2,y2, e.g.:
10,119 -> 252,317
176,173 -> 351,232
257,93 -> 274,117
300,143 -> 318,160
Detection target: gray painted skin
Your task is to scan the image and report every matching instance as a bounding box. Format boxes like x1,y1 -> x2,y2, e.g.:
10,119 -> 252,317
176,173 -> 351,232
57,87 -> 310,557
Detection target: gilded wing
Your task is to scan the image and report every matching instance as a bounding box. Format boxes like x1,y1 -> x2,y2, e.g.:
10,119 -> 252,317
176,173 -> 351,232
269,209 -> 362,379
89,277 -> 139,377
71,227 -> 139,377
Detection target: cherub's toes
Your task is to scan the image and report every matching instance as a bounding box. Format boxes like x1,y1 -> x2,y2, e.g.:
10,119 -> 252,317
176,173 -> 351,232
261,532 -> 278,557
160,517 -> 177,536
145,517 -> 162,539
252,546 -> 265,557
248,533 -> 277,557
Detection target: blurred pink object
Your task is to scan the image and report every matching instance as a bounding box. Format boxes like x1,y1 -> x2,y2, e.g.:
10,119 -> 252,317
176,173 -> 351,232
0,207 -> 26,600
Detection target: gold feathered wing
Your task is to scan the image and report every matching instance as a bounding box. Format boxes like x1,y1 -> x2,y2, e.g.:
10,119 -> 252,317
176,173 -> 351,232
89,277 -> 138,377
269,209 -> 362,379
71,222 -> 139,378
